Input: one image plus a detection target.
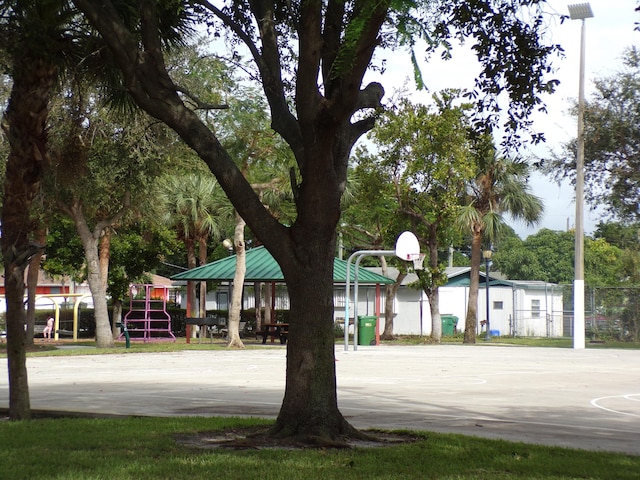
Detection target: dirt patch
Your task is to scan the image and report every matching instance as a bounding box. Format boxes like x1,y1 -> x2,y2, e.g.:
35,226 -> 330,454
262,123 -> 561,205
174,426 -> 422,450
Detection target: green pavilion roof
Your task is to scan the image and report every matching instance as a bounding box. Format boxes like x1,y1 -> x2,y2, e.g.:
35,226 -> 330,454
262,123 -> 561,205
171,246 -> 394,284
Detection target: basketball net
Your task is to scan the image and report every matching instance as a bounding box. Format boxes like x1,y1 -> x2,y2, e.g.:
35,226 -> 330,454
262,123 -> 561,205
407,253 -> 426,271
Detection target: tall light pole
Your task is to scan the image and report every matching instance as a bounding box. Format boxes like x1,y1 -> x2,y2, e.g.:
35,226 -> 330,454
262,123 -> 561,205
483,249 -> 492,340
568,3 -> 593,350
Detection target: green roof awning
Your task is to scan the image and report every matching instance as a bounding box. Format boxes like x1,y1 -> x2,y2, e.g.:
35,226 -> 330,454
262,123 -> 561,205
171,246 -> 394,284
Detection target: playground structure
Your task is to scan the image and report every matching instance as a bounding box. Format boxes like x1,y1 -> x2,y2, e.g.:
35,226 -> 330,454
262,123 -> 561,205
120,284 -> 176,342
0,293 -> 93,342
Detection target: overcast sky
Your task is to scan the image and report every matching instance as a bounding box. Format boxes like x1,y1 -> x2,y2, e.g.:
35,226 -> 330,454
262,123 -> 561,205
367,0 -> 639,239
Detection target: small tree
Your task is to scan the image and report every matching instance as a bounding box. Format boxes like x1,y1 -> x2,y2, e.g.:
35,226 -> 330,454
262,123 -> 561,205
156,173 -> 226,320
44,80 -> 172,347
364,92 -> 474,341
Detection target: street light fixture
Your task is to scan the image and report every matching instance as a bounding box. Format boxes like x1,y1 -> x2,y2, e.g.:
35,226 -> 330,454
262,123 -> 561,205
568,3 -> 593,350
483,249 -> 492,341
222,238 -> 234,255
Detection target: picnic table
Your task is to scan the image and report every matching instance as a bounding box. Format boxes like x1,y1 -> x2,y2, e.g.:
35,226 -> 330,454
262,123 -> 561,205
258,323 -> 289,344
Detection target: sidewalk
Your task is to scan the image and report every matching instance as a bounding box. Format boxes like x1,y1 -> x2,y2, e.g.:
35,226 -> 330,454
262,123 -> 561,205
1,344 -> 639,455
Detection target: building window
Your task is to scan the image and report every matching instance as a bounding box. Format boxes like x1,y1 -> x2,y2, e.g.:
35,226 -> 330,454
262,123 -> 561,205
531,299 -> 541,318
493,301 -> 503,310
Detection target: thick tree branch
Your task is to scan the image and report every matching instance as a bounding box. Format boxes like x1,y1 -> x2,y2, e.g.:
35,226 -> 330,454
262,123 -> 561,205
174,84 -> 229,110
196,0 -> 304,166
73,0 -> 287,257
4,242 -> 44,271
92,190 -> 131,239
296,0 -> 323,127
333,82 -> 385,188
325,2 -> 389,120
322,0 -> 346,84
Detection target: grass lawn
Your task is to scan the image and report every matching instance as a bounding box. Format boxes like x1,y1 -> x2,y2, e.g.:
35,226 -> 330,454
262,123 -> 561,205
2,334 -> 638,356
383,334 -> 640,349
0,416 -> 638,480
1,338 -> 639,478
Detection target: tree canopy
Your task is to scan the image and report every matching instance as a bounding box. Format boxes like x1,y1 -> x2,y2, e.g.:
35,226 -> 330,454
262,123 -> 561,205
353,91 -> 475,340
543,47 -> 640,221
493,227 -> 625,287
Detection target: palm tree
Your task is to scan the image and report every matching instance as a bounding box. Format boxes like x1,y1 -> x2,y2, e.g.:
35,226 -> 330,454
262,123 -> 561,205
156,173 -> 227,322
457,136 -> 543,344
0,0 -> 83,421
0,0 -> 191,420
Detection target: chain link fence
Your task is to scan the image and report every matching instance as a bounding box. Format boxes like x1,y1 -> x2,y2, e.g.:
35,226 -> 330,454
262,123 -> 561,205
555,285 -> 640,341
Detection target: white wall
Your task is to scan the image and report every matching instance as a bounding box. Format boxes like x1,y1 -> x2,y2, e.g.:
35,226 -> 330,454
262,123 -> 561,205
361,283 -> 564,338
196,280 -> 565,338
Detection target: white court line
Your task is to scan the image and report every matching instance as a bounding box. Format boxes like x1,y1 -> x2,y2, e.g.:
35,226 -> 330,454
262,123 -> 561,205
591,394 -> 640,418
339,404 -> 640,435
340,375 -> 489,386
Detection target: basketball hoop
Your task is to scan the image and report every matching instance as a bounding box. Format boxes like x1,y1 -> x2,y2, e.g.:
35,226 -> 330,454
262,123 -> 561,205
395,232 -> 424,270
410,253 -> 426,271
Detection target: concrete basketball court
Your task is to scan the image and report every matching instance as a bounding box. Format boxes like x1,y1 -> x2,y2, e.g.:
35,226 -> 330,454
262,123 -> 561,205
1,344 -> 639,455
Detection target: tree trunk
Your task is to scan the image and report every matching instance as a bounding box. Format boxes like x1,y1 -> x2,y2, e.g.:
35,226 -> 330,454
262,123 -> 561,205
25,224 -> 46,344
227,214 -> 246,348
4,267 -> 31,420
25,250 -> 42,346
428,288 -> 442,342
69,202 -> 114,348
381,274 -> 405,340
464,230 -> 483,344
428,228 -> 442,342
99,229 -> 111,293
112,298 -> 123,339
254,281 -> 262,333
185,237 -> 197,337
273,239 -> 358,441
264,283 -> 273,324
2,54 -> 57,420
198,237 -> 208,319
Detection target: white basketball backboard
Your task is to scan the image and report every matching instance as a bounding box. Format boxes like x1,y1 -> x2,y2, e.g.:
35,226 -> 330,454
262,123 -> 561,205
395,231 -> 420,260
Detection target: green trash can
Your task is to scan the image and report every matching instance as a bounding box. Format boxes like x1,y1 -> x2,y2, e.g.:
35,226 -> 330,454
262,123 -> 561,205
441,315 -> 458,336
357,316 -> 377,346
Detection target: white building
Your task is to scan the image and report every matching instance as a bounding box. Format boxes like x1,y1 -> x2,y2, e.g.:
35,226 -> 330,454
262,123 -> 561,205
356,267 -> 565,337
172,248 -> 565,338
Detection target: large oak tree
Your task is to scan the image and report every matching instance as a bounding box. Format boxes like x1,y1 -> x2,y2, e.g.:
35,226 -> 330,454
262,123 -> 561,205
73,0 -> 560,442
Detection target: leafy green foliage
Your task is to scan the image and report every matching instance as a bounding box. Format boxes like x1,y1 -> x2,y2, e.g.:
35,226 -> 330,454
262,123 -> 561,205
594,221 -> 640,250
352,91 -> 475,269
42,214 -> 85,281
107,222 -> 180,300
45,82 -> 171,217
156,173 -> 227,244
457,133 -> 543,244
395,0 -> 563,148
544,47 -> 640,221
493,228 -> 625,286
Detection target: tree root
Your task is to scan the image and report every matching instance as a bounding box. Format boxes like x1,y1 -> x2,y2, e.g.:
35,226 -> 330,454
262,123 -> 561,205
174,426 -> 421,450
